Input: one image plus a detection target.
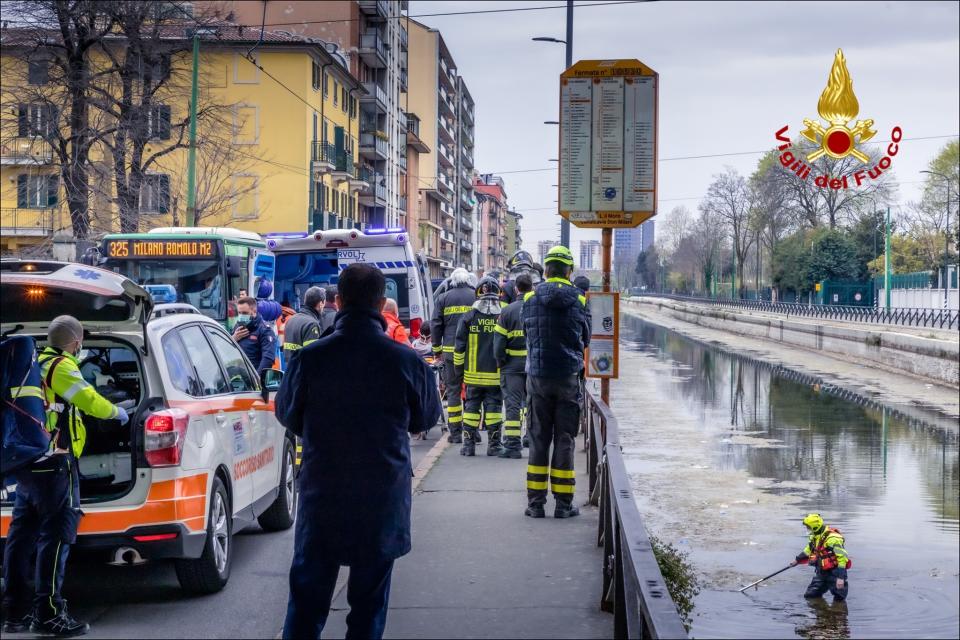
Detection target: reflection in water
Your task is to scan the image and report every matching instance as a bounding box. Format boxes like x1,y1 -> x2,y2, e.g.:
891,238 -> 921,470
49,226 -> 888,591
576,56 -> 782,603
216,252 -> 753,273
619,316 -> 960,639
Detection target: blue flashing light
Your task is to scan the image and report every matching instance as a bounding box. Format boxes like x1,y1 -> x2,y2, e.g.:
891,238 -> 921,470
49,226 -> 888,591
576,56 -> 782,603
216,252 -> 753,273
365,227 -> 406,236
145,284 -> 177,304
365,228 -> 387,234
264,232 -> 309,239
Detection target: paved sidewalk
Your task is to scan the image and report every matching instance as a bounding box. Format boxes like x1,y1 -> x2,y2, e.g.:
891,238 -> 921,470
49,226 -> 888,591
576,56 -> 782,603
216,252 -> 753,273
322,439 -> 609,639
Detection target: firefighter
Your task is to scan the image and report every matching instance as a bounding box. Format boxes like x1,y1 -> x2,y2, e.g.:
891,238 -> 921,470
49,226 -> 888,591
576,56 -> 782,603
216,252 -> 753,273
454,276 -> 504,457
281,286 -> 325,365
493,273 -> 533,458
501,250 -> 542,304
790,513 -> 851,601
430,268 -> 477,443
522,246 -> 590,519
2,315 -> 129,636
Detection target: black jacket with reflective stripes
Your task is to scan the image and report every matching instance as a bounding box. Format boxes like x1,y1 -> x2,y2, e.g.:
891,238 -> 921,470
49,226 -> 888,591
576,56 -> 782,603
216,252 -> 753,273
282,307 -> 322,359
430,284 -> 477,355
454,307 -> 501,386
493,299 -> 526,373
522,278 -> 591,378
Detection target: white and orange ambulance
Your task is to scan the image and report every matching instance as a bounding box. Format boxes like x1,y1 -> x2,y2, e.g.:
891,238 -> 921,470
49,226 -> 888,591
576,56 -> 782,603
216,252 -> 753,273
0,260 -> 295,593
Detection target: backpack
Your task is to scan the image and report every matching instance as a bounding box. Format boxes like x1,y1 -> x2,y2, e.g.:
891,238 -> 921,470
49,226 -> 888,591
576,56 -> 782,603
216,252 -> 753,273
1,335 -> 51,474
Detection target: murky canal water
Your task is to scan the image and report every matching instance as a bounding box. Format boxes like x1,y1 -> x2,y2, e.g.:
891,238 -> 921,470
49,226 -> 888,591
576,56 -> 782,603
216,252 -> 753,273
611,315 -> 959,639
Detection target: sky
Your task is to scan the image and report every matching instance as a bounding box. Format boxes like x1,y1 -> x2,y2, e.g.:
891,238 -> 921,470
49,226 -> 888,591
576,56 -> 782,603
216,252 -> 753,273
408,0 -> 960,257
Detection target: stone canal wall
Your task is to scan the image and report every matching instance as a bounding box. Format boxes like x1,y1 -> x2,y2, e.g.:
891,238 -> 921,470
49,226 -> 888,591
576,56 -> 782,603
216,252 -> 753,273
624,297 -> 960,388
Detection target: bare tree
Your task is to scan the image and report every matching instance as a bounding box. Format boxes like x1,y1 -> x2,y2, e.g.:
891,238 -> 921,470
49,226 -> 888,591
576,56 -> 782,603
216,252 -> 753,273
701,167 -> 754,298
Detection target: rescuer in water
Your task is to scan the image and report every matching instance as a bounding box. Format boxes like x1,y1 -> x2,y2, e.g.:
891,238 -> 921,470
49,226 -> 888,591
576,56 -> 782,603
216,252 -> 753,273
790,513 -> 851,601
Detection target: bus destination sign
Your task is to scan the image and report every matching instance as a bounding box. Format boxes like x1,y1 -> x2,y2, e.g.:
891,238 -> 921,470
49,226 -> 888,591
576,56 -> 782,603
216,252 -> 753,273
106,239 -> 217,259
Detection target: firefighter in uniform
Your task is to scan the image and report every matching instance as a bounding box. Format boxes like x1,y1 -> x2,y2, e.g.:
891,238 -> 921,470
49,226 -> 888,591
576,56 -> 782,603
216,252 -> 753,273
493,273 -> 533,458
2,315 -> 129,636
430,268 -> 477,443
501,250 -> 542,304
790,513 -> 851,601
281,286 -> 325,364
522,246 -> 590,519
454,277 -> 505,457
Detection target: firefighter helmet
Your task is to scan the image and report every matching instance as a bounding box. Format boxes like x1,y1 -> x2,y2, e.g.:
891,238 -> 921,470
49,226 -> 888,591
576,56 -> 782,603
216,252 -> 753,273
803,513 -> 825,533
508,250 -> 535,270
544,245 -> 575,267
476,276 -> 502,299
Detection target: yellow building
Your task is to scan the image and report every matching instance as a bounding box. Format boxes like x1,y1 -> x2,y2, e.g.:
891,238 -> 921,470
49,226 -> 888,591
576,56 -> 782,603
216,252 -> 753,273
0,25 -> 365,255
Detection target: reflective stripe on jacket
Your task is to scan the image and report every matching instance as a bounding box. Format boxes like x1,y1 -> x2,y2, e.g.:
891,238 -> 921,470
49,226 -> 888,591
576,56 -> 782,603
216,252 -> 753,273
454,306 -> 501,386
38,346 -> 119,458
283,307 -> 322,359
493,298 -> 526,373
797,527 -> 850,571
430,284 -> 476,355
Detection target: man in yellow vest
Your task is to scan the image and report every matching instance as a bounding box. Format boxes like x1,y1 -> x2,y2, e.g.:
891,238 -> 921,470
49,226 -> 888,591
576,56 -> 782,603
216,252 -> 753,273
2,315 -> 128,636
790,513 -> 851,601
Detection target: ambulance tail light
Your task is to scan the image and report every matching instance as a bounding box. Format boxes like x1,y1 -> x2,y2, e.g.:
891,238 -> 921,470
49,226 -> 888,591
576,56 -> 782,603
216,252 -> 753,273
410,317 -> 422,339
144,408 -> 190,467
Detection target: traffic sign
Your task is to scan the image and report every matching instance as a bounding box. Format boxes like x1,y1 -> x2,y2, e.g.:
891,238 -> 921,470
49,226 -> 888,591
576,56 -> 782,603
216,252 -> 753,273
559,59 -> 658,229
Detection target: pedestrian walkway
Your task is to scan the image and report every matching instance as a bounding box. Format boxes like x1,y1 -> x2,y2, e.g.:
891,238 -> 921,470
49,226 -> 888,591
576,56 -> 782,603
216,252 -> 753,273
322,440 -> 610,639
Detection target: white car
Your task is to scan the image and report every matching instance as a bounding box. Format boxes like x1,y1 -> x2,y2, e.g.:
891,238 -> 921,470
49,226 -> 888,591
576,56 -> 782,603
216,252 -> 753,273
0,260 -> 295,593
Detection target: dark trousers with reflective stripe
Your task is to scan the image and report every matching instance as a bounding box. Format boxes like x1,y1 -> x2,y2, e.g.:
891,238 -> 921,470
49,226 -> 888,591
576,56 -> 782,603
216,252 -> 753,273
2,454 -> 81,619
442,354 -> 464,438
526,375 -> 580,507
500,372 -> 526,452
463,384 -> 503,445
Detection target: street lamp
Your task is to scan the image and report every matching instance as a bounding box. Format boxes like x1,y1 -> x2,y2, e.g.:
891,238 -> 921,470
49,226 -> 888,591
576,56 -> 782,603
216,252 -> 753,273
544,120 -> 559,125
921,169 -> 954,309
533,0 -> 573,248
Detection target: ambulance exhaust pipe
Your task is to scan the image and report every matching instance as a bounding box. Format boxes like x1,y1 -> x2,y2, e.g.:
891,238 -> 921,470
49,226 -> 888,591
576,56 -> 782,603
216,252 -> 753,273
109,547 -> 146,566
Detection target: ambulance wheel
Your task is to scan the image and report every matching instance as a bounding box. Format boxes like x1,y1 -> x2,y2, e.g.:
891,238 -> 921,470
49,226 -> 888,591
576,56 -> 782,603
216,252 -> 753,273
175,476 -> 232,593
258,438 -> 297,531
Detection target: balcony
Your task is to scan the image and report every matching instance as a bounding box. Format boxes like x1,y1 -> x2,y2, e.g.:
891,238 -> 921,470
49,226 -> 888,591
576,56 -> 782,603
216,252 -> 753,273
348,166 -> 371,193
460,238 -> 473,252
360,81 -> 388,113
398,195 -> 407,213
438,88 -> 455,117
398,153 -> 407,173
311,141 -> 335,176
440,250 -> 456,263
438,171 -> 454,196
359,175 -> 387,205
359,32 -> 387,68
438,143 -> 454,168
0,206 -> 61,237
461,146 -> 474,169
459,169 -> 472,189
441,228 -> 455,244
459,214 -> 473,232
358,0 -> 388,20
399,68 -> 408,92
461,192 -> 475,211
440,201 -> 456,219
331,152 -> 357,183
439,60 -> 456,91
1,138 -> 53,165
460,125 -> 474,149
399,25 -> 408,51
360,132 -> 389,160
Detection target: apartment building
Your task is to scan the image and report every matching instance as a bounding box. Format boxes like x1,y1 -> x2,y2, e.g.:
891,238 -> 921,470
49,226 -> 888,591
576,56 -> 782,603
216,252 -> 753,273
505,208 -> 522,257
215,0 -> 409,229
0,25 -> 362,255
404,111 -> 446,278
538,239 -> 559,265
580,239 -> 601,270
407,18 -> 478,273
474,174 -> 509,273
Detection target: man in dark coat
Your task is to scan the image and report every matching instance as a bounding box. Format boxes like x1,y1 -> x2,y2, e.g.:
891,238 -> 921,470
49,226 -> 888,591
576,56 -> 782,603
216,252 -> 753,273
276,263 -> 442,640
232,296 -> 277,374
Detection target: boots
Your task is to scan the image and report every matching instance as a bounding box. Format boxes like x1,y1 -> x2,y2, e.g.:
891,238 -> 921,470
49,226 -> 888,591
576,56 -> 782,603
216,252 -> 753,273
554,501 -> 580,519
31,604 -> 89,637
521,434 -> 529,448
486,428 -> 503,457
461,427 -> 477,456
524,504 -> 545,518
498,436 -> 522,458
447,427 -> 462,444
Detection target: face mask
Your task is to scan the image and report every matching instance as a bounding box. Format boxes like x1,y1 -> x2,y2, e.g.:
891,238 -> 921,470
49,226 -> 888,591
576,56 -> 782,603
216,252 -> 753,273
74,343 -> 83,356
237,314 -> 251,325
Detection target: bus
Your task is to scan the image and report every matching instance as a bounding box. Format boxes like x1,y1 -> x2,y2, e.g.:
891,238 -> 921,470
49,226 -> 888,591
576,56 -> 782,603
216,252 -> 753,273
265,228 -> 434,338
97,227 -> 275,329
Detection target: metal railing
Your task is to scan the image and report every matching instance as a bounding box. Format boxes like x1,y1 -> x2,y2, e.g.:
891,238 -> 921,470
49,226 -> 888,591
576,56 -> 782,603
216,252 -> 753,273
585,389 -> 689,639
634,292 -> 959,331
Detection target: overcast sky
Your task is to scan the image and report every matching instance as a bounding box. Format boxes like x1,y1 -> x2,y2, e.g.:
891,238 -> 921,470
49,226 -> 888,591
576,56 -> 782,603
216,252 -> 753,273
409,0 -> 960,257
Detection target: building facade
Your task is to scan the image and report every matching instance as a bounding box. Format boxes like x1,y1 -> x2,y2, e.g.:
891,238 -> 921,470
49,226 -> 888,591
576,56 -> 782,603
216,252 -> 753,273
473,174 -> 509,273
580,239 -> 601,271
213,0 -> 409,229
537,239 -> 559,265
1,25 -> 362,255
613,218 -> 655,287
505,208 -> 522,257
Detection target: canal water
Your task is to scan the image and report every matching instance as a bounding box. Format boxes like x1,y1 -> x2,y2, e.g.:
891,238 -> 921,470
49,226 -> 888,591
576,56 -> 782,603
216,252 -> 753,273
611,315 -> 959,639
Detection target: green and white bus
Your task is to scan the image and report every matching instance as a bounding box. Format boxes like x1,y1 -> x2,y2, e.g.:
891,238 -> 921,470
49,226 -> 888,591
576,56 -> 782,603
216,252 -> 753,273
96,227 -> 276,328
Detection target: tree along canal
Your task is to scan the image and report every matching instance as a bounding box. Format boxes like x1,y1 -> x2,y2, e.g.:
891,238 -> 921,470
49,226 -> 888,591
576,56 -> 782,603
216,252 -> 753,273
610,315 -> 959,639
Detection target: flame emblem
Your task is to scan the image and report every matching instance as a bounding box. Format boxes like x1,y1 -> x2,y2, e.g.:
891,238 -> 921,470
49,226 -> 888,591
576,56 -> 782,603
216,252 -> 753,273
800,49 -> 876,163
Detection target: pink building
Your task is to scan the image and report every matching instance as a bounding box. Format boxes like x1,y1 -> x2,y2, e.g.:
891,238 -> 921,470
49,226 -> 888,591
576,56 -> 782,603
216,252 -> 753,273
474,174 -> 509,273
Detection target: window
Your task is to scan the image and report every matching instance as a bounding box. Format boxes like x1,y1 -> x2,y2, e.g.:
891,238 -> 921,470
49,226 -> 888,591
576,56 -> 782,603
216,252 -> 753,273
312,61 -> 321,91
333,80 -> 339,106
139,174 -> 170,213
231,174 -> 258,219
162,330 -> 203,396
323,70 -> 329,97
233,105 -> 258,144
28,59 -> 49,85
16,174 -> 57,209
130,53 -> 170,84
144,104 -> 171,140
17,104 -> 57,138
178,326 -> 228,396
205,327 -> 257,393
341,87 -> 348,112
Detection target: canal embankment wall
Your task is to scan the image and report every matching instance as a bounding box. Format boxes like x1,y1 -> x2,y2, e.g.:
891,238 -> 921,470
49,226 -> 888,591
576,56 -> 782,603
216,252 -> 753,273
623,297 -> 959,389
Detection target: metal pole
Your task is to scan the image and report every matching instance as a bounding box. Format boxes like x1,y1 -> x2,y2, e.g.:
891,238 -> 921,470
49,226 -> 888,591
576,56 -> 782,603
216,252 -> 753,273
945,178 -> 951,309
884,206 -> 891,311
601,226 -> 611,404
185,33 -> 200,227
560,0 -> 573,248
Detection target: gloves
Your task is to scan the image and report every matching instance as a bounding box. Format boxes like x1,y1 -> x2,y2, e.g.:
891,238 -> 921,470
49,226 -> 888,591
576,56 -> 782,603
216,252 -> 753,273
116,406 -> 130,425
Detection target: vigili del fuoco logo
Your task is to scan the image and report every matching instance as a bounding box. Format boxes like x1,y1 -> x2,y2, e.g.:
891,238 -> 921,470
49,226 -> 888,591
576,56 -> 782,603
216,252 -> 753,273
774,49 -> 902,190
